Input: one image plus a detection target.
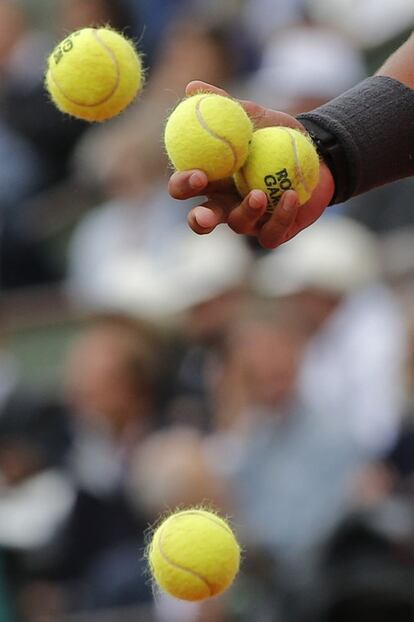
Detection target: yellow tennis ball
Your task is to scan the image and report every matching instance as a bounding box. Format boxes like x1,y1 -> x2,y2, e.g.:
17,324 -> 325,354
148,509 -> 241,601
45,27 -> 143,122
234,127 -> 320,212
164,94 -> 253,181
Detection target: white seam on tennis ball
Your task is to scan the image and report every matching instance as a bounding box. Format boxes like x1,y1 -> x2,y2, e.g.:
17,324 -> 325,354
279,128 -> 310,196
48,29 -> 120,108
156,522 -> 213,597
195,96 -> 238,176
178,510 -> 235,537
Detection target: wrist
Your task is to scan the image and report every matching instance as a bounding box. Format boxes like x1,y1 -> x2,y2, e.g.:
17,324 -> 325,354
297,117 -> 347,205
298,76 -> 414,204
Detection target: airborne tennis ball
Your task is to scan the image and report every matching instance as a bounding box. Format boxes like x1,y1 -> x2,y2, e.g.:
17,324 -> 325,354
45,27 -> 143,122
148,508 -> 241,601
164,94 -> 253,181
234,127 -> 320,212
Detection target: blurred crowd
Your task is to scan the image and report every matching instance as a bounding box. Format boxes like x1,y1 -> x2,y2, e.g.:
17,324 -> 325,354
1,0 -> 414,621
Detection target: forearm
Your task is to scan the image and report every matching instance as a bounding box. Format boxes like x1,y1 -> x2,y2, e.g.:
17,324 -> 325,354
378,31 -> 414,89
298,33 -> 414,203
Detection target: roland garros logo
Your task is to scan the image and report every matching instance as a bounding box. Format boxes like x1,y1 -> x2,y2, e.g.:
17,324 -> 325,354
264,168 -> 292,209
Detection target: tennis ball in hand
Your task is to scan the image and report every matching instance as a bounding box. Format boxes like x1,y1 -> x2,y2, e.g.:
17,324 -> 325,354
234,127 -> 320,212
164,94 -> 253,181
148,508 -> 241,601
45,27 -> 143,122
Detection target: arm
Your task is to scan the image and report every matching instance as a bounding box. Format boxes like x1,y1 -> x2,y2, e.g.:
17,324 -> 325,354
378,31 -> 414,87
169,33 -> 414,248
169,81 -> 334,249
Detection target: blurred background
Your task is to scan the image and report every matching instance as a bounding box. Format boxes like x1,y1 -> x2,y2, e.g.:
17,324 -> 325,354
0,0 -> 414,621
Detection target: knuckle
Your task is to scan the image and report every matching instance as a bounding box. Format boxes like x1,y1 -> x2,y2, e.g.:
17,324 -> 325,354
273,209 -> 294,227
228,216 -> 246,235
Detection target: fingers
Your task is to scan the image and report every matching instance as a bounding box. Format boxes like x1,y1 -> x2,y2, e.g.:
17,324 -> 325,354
169,170 -> 237,201
168,170 -> 208,200
187,202 -> 228,235
188,190 -> 300,245
258,190 -> 299,249
188,208 -> 218,235
227,190 -> 268,234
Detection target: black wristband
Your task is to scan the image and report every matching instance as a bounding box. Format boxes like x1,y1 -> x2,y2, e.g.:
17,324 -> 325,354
297,76 -> 414,204
298,117 -> 350,204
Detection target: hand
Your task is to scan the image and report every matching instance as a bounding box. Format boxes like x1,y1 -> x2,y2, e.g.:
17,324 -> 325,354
168,81 -> 335,249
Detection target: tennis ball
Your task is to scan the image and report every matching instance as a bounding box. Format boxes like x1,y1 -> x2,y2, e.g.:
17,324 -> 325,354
148,509 -> 241,601
45,27 -> 143,122
234,127 -> 320,212
164,94 -> 253,181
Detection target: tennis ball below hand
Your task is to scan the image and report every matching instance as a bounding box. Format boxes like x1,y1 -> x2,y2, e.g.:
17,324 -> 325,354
45,27 -> 143,122
234,127 -> 320,212
148,509 -> 241,601
164,94 -> 253,181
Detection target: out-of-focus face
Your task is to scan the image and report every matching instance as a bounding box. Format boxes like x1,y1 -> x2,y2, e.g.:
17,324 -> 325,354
0,1 -> 26,67
288,290 -> 340,333
64,326 -> 144,432
188,289 -> 247,343
0,443 -> 41,486
57,0 -> 112,34
129,427 -> 227,519
153,22 -> 230,91
228,320 -> 306,408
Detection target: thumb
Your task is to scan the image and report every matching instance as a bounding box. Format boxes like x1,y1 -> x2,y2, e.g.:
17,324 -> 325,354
186,81 -> 229,97
240,100 -> 305,131
185,82 -> 305,131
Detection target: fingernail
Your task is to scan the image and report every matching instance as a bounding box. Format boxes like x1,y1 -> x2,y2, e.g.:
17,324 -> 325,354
249,190 -> 265,210
194,206 -> 214,228
190,172 -> 205,190
281,191 -> 298,211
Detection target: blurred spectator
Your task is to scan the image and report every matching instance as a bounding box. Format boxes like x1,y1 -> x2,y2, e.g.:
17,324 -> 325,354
64,313 -> 161,496
128,425 -> 240,622
157,227 -> 253,430
69,223 -> 252,428
245,24 -> 365,113
305,498 -> 414,622
0,0 -> 84,189
207,300 -> 363,568
66,146 -> 182,314
67,12 -> 246,310
57,0 -> 137,37
346,178 -> 414,235
73,13 -> 244,190
125,0 -> 185,65
1,0 -> 138,186
0,392 -> 72,617
351,428 -> 414,513
241,0 -> 305,46
0,0 -> 140,290
0,393 -> 73,618
347,225 -> 414,550
0,339 -> 19,410
128,425 -> 227,519
307,0 -> 414,50
0,389 -> 151,618
254,215 -> 406,455
0,555 -> 13,622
